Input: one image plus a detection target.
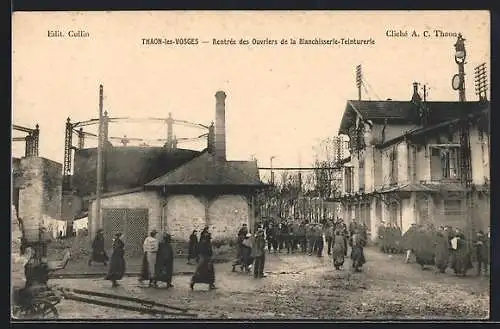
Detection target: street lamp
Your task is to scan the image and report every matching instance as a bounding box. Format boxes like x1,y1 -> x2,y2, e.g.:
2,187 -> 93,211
452,33 -> 467,102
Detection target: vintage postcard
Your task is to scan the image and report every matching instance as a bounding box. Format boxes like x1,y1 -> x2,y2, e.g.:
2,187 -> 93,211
11,11 -> 490,320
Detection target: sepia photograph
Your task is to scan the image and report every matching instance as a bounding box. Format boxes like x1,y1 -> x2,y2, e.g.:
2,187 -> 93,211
11,10 -> 490,320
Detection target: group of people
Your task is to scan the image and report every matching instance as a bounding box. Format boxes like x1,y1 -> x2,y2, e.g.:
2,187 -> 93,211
90,227 -> 217,290
378,223 -> 491,277
231,218 -> 369,274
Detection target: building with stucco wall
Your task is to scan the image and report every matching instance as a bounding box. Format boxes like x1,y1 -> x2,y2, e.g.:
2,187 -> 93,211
87,91 -> 267,255
336,83 -> 490,241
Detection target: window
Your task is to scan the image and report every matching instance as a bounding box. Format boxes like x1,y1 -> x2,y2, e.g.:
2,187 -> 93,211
359,158 -> 365,191
444,199 -> 462,216
430,146 -> 460,181
389,147 -> 398,185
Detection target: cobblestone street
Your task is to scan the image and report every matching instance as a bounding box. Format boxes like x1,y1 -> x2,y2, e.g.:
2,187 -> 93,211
52,247 -> 490,320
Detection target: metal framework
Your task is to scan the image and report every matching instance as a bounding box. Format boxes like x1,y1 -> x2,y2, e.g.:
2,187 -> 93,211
13,124 -> 40,157
62,113 -> 210,190
474,63 -> 488,101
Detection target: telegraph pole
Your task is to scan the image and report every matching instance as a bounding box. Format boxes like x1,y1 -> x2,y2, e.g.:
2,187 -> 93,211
356,65 -> 362,101
96,85 -> 104,231
453,34 -> 467,101
453,35 -> 473,251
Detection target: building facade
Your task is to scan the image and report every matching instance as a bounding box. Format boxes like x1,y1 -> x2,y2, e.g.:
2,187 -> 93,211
337,85 -> 490,241
87,91 -> 266,254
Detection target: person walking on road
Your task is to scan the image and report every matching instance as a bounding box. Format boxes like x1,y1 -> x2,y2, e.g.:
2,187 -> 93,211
434,229 -> 450,273
252,227 -> 267,278
332,230 -> 347,270
140,230 -> 160,287
155,233 -> 174,288
187,230 -> 199,265
190,232 -> 216,290
105,233 -> 126,288
89,229 -> 108,267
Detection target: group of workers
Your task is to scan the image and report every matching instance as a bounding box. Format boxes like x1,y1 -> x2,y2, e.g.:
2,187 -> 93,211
378,223 -> 491,276
231,218 -> 370,274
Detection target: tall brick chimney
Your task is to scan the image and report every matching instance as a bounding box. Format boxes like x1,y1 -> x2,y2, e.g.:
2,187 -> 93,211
215,91 -> 226,161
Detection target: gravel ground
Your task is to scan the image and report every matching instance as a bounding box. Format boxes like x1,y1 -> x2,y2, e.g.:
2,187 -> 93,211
43,248 -> 490,320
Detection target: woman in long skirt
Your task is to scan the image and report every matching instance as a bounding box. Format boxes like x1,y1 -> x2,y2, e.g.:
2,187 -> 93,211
89,229 -> 108,266
434,231 -> 450,273
105,233 -> 126,287
452,233 -> 473,276
187,230 -> 199,265
190,233 -> 216,290
332,230 -> 347,270
155,233 -> 174,288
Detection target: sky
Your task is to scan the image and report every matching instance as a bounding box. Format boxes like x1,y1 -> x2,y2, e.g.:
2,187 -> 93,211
12,11 -> 490,179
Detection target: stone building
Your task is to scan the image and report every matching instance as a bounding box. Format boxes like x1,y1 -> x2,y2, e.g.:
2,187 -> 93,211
12,156 -> 63,242
337,83 -> 490,241
87,91 -> 266,254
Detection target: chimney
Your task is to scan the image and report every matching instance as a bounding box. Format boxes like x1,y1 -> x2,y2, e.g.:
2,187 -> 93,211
411,82 -> 422,103
166,113 -> 174,149
207,121 -> 215,154
215,91 -> 226,161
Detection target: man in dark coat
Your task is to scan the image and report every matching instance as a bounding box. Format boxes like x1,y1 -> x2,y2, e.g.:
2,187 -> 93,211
326,221 -> 334,255
155,233 -> 174,288
266,223 -> 278,253
451,232 -> 473,276
187,230 -> 198,265
190,232 -> 216,290
105,233 -> 126,287
252,227 -> 266,278
316,224 -> 325,257
434,229 -> 450,273
88,229 -> 108,266
414,226 -> 435,270
474,231 -> 489,276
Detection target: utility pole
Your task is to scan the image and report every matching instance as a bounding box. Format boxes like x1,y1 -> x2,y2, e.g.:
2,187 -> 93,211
96,85 -> 104,232
453,34 -> 467,102
356,65 -> 362,101
453,35 -> 474,252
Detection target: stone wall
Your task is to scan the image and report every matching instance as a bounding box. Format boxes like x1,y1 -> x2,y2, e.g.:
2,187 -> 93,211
89,190 -> 161,241
164,194 -> 250,242
17,157 -> 62,242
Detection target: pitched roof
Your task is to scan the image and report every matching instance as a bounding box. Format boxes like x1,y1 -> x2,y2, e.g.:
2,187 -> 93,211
338,100 -> 488,135
377,182 -> 466,194
375,106 -> 490,149
72,147 -> 202,196
145,152 -> 265,187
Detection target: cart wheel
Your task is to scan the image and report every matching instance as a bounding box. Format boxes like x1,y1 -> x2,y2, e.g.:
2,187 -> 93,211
20,300 -> 59,319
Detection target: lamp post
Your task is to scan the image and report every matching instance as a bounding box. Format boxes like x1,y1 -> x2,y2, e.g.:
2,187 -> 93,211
452,33 -> 467,102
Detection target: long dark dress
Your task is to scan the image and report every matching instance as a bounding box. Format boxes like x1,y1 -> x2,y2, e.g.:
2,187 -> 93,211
332,233 -> 346,268
191,238 -> 215,284
414,230 -> 435,267
91,234 -> 109,263
105,238 -> 125,281
155,240 -> 174,283
350,233 -> 366,266
453,237 -> 473,276
434,233 -> 449,273
188,233 -> 198,260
